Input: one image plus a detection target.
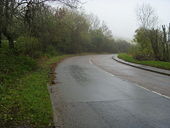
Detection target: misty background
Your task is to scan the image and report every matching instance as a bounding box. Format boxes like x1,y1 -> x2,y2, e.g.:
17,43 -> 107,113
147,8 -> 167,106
82,0 -> 170,40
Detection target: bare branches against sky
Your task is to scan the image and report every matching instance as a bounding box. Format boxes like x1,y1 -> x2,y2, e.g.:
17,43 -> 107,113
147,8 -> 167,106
83,0 -> 170,40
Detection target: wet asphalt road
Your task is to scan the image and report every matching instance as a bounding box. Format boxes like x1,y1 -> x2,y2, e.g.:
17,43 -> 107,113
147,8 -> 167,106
54,55 -> 170,128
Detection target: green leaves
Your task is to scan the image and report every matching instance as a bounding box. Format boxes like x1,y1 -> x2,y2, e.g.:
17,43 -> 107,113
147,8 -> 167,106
0,53 -> 37,85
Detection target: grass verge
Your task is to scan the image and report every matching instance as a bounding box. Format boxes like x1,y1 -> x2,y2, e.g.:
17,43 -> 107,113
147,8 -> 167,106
0,53 -> 72,128
118,53 -> 170,70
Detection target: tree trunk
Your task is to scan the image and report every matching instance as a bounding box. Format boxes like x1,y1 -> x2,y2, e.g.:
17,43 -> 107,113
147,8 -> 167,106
0,33 -> 2,48
162,25 -> 167,61
9,38 -> 14,49
3,30 -> 15,49
0,40 -> 2,48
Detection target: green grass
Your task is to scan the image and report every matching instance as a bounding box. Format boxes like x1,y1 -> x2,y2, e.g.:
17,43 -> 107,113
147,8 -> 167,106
0,52 -> 71,128
118,53 -> 170,70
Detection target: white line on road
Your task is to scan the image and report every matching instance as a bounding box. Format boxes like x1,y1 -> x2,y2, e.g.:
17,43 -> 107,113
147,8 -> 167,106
89,59 -> 93,64
90,57 -> 170,100
135,84 -> 170,99
151,91 -> 170,99
90,58 -> 115,77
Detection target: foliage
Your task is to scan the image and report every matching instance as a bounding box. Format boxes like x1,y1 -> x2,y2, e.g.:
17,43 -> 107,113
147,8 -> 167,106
133,3 -> 170,62
0,50 -> 70,127
0,50 -> 37,85
16,36 -> 42,58
133,28 -> 154,59
132,26 -> 170,61
0,2 -> 130,54
0,0 -> 80,48
118,53 -> 170,70
0,1 -> 131,127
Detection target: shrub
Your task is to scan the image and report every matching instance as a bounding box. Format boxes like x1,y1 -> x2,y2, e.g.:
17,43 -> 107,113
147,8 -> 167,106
129,44 -> 154,61
0,54 -> 37,85
16,36 -> 42,58
45,45 -> 61,56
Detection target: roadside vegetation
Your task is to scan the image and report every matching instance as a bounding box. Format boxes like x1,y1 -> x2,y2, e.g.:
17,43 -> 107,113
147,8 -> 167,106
0,47 -> 71,127
119,3 -> 170,69
130,3 -> 170,62
118,53 -> 170,70
0,0 -> 131,127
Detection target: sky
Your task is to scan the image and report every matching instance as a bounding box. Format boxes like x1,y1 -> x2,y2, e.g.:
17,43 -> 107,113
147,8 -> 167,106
82,0 -> 170,40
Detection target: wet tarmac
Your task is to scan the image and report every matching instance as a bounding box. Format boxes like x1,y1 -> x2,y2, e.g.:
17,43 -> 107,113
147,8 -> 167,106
53,55 -> 170,128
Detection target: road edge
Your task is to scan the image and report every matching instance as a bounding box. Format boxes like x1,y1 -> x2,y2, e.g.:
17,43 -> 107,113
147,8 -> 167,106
112,55 -> 170,76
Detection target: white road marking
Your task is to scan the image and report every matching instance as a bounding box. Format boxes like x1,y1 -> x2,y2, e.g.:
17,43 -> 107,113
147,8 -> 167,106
89,59 -> 93,64
90,57 -> 170,100
134,84 -> 170,99
151,91 -> 170,99
90,58 -> 115,76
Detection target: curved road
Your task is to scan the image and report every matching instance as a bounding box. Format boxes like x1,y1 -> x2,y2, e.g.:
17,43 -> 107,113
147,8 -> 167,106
52,54 -> 170,128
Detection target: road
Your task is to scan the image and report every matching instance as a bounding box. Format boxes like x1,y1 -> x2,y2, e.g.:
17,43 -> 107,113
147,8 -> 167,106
52,54 -> 170,128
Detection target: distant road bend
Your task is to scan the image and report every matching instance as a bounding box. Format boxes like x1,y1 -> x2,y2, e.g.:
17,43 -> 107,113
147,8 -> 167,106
52,54 -> 170,128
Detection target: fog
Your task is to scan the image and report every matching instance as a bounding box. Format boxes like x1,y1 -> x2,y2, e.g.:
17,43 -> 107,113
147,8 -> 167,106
83,0 -> 170,40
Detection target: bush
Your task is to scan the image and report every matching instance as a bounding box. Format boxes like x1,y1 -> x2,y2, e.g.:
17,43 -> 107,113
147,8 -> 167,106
45,45 -> 61,56
129,44 -> 154,61
0,54 -> 69,127
16,36 -> 42,58
0,54 -> 37,85
134,53 -> 154,61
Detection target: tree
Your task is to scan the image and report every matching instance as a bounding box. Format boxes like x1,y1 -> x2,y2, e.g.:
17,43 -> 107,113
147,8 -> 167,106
161,25 -> 170,61
133,3 -> 159,60
87,14 -> 100,30
0,0 -> 130,54
0,0 -> 17,48
0,0 -> 80,49
136,3 -> 158,29
0,0 -> 2,48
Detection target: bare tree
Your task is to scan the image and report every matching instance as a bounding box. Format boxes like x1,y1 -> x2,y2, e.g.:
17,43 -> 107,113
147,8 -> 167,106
100,21 -> 112,38
87,14 -> 101,30
136,3 -> 158,29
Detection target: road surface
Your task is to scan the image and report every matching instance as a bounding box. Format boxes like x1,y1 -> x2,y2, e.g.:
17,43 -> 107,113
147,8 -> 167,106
53,55 -> 170,128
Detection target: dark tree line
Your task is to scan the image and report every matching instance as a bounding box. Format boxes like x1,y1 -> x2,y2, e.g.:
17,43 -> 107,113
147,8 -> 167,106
0,0 -> 80,48
0,0 -> 130,56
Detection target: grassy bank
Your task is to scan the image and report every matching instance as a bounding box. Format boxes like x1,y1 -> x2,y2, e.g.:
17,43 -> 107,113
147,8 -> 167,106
0,50 -> 71,128
118,53 -> 170,70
